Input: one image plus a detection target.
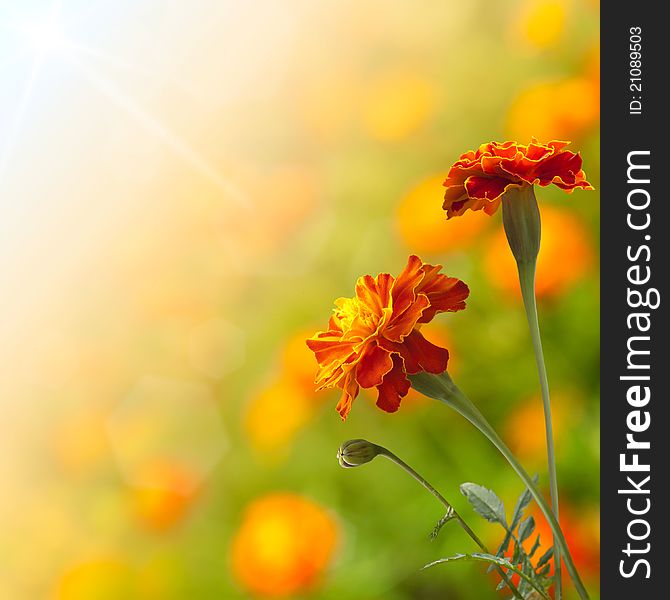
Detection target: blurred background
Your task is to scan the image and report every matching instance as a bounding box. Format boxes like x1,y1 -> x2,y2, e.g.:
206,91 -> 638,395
0,0 -> 599,598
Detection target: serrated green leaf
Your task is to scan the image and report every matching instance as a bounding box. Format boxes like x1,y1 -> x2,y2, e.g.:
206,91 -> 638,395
490,476 -> 541,577
460,483 -> 508,527
511,476 -> 538,528
488,478 -> 540,575
423,553 -> 551,600
430,507 -> 455,540
518,516 -> 535,543
528,535 -> 541,558
498,476 -> 538,556
536,546 -> 554,569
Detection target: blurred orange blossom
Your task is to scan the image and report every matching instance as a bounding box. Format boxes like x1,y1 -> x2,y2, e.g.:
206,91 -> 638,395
56,559 -> 135,600
280,328 -> 325,393
307,255 -> 469,419
244,377 -> 315,455
506,79 -> 599,142
360,69 -> 437,142
503,392 -> 582,460
129,461 -> 201,532
484,204 -> 593,299
396,174 -> 489,255
244,328 -> 326,455
516,0 -> 569,50
442,139 -> 592,219
230,493 -> 338,597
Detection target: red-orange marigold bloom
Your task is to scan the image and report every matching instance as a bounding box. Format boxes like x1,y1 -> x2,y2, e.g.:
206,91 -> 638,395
306,255 -> 469,419
442,138 -> 592,218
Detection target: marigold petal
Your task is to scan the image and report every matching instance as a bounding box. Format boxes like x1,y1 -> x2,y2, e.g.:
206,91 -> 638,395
480,155 -> 514,178
355,343 -> 393,389
391,255 -> 424,312
385,255 -> 430,341
306,333 -> 357,367
464,176 -> 513,201
375,355 -> 411,413
547,139 -> 571,152
482,196 -> 503,215
525,142 -> 553,161
534,150 -> 584,185
355,273 -> 393,317
416,265 -> 469,322
385,293 -> 429,342
336,373 -> 360,420
400,330 -> 449,374
442,184 -> 468,204
444,195 -> 488,218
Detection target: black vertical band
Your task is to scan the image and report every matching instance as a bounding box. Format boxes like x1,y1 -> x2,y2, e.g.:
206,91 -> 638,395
601,3 -> 666,597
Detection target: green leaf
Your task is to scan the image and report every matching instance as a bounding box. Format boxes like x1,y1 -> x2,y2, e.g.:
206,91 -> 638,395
537,546 -> 554,569
430,507 -> 455,540
511,477 -> 537,528
424,553 -> 551,600
460,483 -> 508,527
489,476 -> 540,575
518,516 -> 536,543
528,535 -> 542,558
499,476 -> 538,555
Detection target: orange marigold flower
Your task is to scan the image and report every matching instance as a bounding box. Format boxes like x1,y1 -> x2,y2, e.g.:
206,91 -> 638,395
442,138 -> 592,218
306,255 -> 469,419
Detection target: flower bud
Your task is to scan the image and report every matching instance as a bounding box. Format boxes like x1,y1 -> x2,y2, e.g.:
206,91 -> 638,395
501,184 -> 541,267
337,439 -> 382,468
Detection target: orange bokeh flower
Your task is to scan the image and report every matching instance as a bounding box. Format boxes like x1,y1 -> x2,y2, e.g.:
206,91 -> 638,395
517,0 -> 568,50
503,391 -> 582,460
442,139 -> 592,218
245,376 -> 315,455
306,255 -> 469,419
396,174 -> 489,255
281,328 -> 326,393
230,493 -> 338,598
56,558 -> 136,599
506,78 -> 599,142
130,461 -> 200,532
360,69 -> 437,142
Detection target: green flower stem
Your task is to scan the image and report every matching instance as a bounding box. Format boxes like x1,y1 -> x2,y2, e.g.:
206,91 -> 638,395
500,185 -> 562,599
409,371 -> 589,600
377,447 -> 524,600
517,258 -> 562,600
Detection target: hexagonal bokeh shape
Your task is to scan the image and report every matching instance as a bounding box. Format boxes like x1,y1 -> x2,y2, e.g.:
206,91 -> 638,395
107,376 -> 227,492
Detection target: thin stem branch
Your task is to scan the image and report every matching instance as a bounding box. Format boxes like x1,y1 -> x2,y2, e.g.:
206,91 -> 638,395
517,259 -> 562,600
408,371 -> 590,600
377,448 -> 524,600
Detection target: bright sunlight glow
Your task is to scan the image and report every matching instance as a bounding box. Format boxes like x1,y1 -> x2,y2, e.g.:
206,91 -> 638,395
24,18 -> 66,57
